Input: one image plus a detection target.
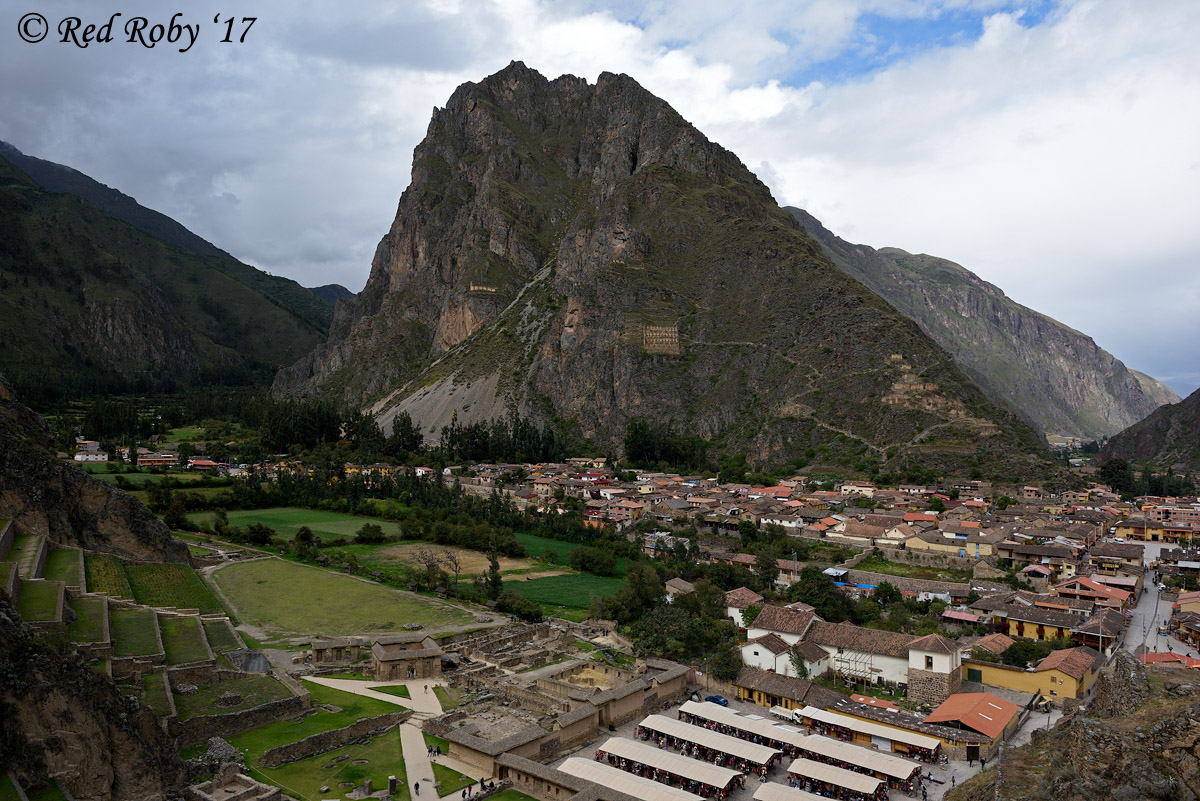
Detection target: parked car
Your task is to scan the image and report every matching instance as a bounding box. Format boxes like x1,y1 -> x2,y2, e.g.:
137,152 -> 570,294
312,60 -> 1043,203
705,694 -> 729,706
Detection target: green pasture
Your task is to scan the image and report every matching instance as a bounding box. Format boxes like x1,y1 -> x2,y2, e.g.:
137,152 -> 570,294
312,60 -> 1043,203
503,573 -> 623,609
188,507 -> 402,542
110,608 -> 161,657
246,726 -> 410,801
67,596 -> 106,643
42,549 -> 81,585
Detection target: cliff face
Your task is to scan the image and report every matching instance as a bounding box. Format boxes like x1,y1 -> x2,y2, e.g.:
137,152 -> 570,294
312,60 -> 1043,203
0,375 -> 187,562
0,596 -> 183,800
1099,385 -> 1200,471
275,62 -> 1053,476
788,208 -> 1180,440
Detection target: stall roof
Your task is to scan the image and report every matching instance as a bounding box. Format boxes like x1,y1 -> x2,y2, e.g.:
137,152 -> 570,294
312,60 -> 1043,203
679,701 -> 809,748
753,783 -> 831,801
786,757 -> 887,795
799,706 -> 941,751
559,758 -> 703,801
796,734 -> 921,781
639,715 -> 782,766
597,738 -> 743,789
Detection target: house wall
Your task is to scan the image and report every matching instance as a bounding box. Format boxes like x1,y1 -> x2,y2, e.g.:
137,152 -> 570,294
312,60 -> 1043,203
747,627 -> 801,646
960,660 -> 1093,702
824,648 -> 909,685
1005,619 -> 1072,642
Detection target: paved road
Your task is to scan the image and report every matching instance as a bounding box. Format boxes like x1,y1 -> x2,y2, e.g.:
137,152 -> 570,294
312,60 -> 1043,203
1120,540 -> 1196,657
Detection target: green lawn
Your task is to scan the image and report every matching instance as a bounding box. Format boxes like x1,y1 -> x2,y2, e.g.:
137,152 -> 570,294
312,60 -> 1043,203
433,685 -> 459,710
21,782 -> 66,801
67,596 -> 106,643
124,562 -> 222,612
202,619 -> 244,653
142,673 -> 173,716
164,425 -> 204,443
85,554 -> 133,598
374,684 -> 411,699
17,580 -> 60,622
853,555 -> 974,583
503,573 -> 623,609
513,532 -> 628,576
10,535 -> 44,578
110,608 -> 161,657
246,726 -> 410,801
188,507 -> 402,542
42,549 -> 81,585
0,773 -> 19,801
227,682 -> 399,756
174,675 -> 293,721
432,762 -> 473,795
323,670 -> 376,680
210,558 -> 472,638
160,616 -> 211,664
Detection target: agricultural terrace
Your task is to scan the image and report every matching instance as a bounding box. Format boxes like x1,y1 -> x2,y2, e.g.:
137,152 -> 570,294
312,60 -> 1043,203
17,580 -> 60,622
0,774 -> 19,801
515,532 -> 628,575
159,616 -> 210,664
84,555 -> 132,598
247,726 -> 410,801
10,535 -> 43,578
502,573 -> 622,610
202,618 -> 244,653
42,549 -> 81,585
141,673 -> 172,717
209,558 -> 474,639
21,783 -> 67,801
853,555 -> 974,583
173,675 -> 293,721
66,596 -> 106,643
124,562 -> 222,612
188,507 -> 403,542
227,682 -> 399,757
109,608 -> 161,657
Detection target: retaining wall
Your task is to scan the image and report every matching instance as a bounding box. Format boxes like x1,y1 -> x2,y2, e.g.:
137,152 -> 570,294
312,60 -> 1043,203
0,519 -> 13,561
170,695 -> 308,746
259,710 -> 411,767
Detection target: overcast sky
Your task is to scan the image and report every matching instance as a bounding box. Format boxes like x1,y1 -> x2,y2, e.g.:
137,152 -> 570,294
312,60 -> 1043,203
3,0 -> 1197,397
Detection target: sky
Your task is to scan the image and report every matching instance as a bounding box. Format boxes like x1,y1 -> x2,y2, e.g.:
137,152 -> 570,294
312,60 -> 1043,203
2,0 -> 1198,397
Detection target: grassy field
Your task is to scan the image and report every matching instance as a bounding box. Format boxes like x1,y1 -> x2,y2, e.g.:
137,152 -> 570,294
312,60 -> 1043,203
246,727 -> 410,801
433,685 -> 459,710
188,507 -> 402,542
142,673 -> 173,717
503,573 -> 623,609
84,555 -> 133,598
125,563 -> 222,612
203,619 -> 244,653
210,558 -> 473,638
10,535 -> 44,577
432,762 -> 473,794
110,608 -> 161,657
228,682 -> 399,756
160,616 -> 210,664
423,732 -> 450,753
374,684 -> 411,699
67,596 -> 106,643
42,549 -> 81,585
854,555 -> 974,583
174,675 -> 294,721
17,580 -> 60,622
514,532 -> 628,575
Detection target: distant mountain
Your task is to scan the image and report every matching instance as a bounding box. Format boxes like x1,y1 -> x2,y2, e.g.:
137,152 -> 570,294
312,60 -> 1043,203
1099,386 -> 1200,472
309,283 -> 355,305
276,62 -> 1055,478
0,152 -> 328,402
788,208 -> 1180,440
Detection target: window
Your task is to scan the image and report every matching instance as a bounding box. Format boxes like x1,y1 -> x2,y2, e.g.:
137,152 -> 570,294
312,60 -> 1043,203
753,650 -> 760,656
925,655 -> 934,670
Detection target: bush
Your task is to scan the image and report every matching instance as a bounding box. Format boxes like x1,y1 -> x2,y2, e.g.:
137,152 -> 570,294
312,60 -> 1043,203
355,523 -> 387,544
569,545 -> 617,576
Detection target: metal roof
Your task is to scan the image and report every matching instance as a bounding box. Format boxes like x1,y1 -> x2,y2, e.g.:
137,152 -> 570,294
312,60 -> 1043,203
799,706 -> 941,751
638,715 -> 782,766
785,757 -> 887,795
794,734 -> 920,781
753,783 -> 831,801
596,738 -> 743,790
558,758 -> 703,801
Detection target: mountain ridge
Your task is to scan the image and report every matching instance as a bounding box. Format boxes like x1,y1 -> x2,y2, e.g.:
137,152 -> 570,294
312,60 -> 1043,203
787,207 -> 1180,440
1099,385 -> 1200,472
275,62 -> 1054,478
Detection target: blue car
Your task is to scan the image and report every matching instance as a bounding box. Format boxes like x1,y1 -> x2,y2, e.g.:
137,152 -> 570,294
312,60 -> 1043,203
705,694 -> 728,706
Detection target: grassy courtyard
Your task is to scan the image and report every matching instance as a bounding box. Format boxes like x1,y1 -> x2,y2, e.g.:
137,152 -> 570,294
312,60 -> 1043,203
227,682 -> 399,756
17,580 -> 60,622
210,558 -> 473,638
66,596 -> 106,643
125,562 -> 223,612
854,555 -> 974,583
174,675 -> 294,721
246,726 -> 410,801
188,507 -> 403,542
160,616 -> 210,664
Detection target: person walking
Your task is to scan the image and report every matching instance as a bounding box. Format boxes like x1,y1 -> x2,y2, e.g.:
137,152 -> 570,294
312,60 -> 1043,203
414,782 -> 420,796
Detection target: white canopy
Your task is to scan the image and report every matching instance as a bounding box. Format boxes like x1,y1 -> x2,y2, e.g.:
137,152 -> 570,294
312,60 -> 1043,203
753,782 -> 836,801
559,758 -> 703,801
680,701 -> 809,749
639,715 -> 783,766
786,757 -> 887,795
800,706 -> 940,751
597,737 -> 743,790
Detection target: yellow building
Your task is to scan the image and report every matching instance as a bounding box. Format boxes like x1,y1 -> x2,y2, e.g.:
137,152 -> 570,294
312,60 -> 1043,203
1004,606 -> 1076,641
962,647 -> 1102,702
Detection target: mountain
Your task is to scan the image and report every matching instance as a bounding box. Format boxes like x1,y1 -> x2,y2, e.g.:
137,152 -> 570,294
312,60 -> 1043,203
1099,385 -> 1200,472
276,62 -> 1054,477
788,208 -> 1180,440
0,374 -> 188,562
309,283 -> 356,305
0,151 -> 330,402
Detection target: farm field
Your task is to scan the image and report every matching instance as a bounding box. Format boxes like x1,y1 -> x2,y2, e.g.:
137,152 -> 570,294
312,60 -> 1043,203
84,555 -> 132,598
125,563 -> 222,612
42,549 -> 82,586
853,555 -> 974,583
109,608 -> 161,657
173,675 -> 293,721
141,673 -> 172,717
246,726 -> 410,801
514,532 -> 628,576
66,596 -> 106,643
503,573 -> 623,609
209,558 -> 474,639
203,619 -> 244,653
17,580 -> 60,622
187,507 -> 402,542
160,616 -> 210,664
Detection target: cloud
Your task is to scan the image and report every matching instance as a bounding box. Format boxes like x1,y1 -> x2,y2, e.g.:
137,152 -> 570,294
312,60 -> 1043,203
2,0 -> 1197,396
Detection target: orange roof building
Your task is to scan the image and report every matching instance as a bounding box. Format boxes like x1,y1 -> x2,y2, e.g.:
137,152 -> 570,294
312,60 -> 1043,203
922,692 -> 1020,740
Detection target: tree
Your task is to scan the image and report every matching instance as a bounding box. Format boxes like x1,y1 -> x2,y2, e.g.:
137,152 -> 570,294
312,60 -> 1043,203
442,548 -> 464,599
354,523 -> 386,544
738,520 -> 759,547
755,551 -> 779,588
741,604 -> 762,628
928,497 -> 947,513
486,545 -> 504,600
569,546 -> 617,576
413,546 -> 444,589
787,566 -> 854,622
710,643 -> 744,681
874,581 -> 901,606
787,644 -> 810,678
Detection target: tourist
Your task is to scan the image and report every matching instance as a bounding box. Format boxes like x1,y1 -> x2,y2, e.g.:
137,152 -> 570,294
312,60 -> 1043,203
414,782 -> 420,796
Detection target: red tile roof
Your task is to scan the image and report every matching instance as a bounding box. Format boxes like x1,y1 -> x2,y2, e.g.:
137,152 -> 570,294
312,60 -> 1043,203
923,693 -> 1019,740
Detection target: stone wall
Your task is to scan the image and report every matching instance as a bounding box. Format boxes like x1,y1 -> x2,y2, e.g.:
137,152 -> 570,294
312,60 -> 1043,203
260,710 -> 411,768
907,666 -> 962,707
0,518 -> 12,560
422,710 -> 469,736
170,696 -> 308,746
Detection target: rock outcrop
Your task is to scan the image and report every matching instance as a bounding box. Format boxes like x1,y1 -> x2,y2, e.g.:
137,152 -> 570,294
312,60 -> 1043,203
1099,385 -> 1200,472
788,208 -> 1180,440
0,595 -> 184,800
275,62 -> 1054,476
0,374 -> 187,562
